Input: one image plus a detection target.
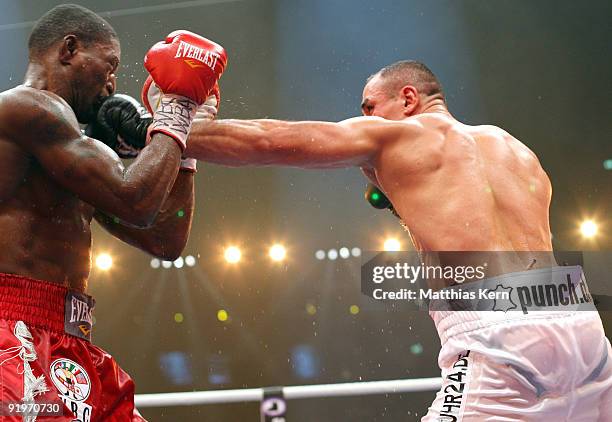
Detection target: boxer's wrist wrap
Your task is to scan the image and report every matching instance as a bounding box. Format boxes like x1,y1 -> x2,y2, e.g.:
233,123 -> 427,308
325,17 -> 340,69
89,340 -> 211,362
147,94 -> 198,151
180,157 -> 197,173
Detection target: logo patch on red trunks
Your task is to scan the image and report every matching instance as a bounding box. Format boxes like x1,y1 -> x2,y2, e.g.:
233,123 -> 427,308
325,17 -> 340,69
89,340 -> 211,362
64,291 -> 95,342
50,358 -> 93,422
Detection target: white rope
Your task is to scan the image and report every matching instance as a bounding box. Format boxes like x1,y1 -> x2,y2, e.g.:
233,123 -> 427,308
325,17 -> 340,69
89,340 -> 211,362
135,377 -> 442,408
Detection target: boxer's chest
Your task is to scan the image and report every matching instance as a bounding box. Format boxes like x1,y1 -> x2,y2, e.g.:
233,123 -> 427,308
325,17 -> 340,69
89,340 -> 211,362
21,163 -> 95,229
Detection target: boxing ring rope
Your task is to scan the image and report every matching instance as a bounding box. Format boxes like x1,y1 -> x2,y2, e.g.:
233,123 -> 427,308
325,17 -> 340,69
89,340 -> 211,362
135,377 -> 442,414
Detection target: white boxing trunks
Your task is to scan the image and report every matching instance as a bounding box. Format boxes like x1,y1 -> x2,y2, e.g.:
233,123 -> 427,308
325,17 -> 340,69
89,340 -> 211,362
422,266 -> 612,421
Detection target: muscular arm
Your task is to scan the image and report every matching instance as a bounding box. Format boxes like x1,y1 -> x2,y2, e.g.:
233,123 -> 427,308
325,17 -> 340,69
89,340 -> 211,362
184,116 -> 410,169
0,87 -> 181,227
94,171 -> 194,260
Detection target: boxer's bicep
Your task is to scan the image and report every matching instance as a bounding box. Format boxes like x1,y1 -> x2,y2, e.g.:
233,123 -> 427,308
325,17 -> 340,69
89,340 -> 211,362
260,117 -> 419,168
197,119 -> 379,168
17,107 -> 128,201
271,118 -> 413,168
265,120 -> 377,168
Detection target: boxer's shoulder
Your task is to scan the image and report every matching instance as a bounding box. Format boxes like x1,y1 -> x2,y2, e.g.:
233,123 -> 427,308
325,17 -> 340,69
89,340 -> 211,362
340,115 -> 424,142
0,86 -> 79,144
0,86 -> 73,118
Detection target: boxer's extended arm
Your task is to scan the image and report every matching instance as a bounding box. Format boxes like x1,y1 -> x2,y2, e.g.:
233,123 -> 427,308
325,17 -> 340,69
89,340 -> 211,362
93,172 -> 194,260
0,87 -> 180,227
185,116 -> 412,168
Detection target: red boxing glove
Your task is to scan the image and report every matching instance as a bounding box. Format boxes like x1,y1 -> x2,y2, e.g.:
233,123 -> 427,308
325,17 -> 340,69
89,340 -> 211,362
144,30 -> 226,104
143,30 -> 227,151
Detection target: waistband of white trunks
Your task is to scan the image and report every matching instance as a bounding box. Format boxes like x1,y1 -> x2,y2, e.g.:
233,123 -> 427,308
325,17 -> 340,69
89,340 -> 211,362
430,265 -> 592,345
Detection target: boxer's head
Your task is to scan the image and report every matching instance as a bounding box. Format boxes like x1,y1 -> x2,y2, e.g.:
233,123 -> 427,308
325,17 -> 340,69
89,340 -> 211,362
28,4 -> 120,123
361,60 -> 444,120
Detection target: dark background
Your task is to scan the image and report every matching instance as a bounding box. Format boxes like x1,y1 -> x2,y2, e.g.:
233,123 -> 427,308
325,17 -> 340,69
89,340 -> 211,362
0,0 -> 610,420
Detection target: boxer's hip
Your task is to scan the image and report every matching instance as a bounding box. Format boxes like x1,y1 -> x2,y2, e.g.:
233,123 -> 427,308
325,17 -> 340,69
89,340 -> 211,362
431,266 -> 609,393
0,272 -> 95,341
0,272 -> 144,421
424,267 -> 612,420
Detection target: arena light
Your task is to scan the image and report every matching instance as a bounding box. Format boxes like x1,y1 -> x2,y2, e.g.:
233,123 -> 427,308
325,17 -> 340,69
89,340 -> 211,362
383,238 -> 401,252
162,260 -> 173,269
315,250 -> 326,260
95,253 -> 113,271
173,257 -> 184,269
339,247 -> 350,259
351,247 -> 362,257
224,246 -> 241,264
269,244 -> 287,262
327,249 -> 338,261
150,258 -> 161,269
185,255 -> 196,267
580,220 -> 598,239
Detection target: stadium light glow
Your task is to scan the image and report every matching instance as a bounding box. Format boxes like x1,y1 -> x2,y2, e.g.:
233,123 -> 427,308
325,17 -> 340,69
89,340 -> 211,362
383,238 -> 401,252
95,253 -> 113,271
185,255 -> 196,267
269,244 -> 287,262
224,246 -> 241,264
327,249 -> 338,260
580,220 -> 598,239
173,257 -> 184,268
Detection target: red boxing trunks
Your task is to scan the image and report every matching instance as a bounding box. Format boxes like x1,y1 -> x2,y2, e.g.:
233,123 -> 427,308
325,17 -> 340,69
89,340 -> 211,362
0,273 -> 145,421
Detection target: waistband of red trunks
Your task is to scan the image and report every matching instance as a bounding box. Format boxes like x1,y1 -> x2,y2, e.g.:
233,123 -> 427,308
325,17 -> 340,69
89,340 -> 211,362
0,272 -> 93,334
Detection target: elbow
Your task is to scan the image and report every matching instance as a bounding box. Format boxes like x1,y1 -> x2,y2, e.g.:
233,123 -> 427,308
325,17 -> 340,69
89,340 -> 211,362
147,239 -> 186,261
146,231 -> 189,261
150,250 -> 182,262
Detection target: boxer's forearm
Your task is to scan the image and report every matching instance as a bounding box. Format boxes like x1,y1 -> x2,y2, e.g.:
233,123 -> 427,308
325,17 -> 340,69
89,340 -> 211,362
94,172 -> 195,260
186,118 -> 375,168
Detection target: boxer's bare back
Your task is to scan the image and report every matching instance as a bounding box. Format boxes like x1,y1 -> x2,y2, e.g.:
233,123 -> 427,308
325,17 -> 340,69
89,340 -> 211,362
185,63 -> 555,281
364,112 -> 553,253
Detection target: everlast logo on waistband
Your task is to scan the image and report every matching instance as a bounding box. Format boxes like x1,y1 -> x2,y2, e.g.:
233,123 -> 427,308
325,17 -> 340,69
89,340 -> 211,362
174,41 -> 219,70
64,291 -> 95,342
70,296 -> 93,325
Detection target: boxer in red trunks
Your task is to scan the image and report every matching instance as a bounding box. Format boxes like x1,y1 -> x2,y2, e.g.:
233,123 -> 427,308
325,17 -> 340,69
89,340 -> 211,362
0,4 -> 226,421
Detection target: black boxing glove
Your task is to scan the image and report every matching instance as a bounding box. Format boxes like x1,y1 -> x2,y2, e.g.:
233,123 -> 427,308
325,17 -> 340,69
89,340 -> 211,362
85,94 -> 151,158
365,184 -> 399,218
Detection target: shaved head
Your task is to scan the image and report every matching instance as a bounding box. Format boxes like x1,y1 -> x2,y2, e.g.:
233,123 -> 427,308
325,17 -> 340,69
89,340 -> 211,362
368,60 -> 444,101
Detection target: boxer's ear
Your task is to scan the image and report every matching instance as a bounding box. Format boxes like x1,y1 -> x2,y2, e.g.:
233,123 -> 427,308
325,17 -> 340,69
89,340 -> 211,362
59,35 -> 78,64
401,85 -> 419,116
